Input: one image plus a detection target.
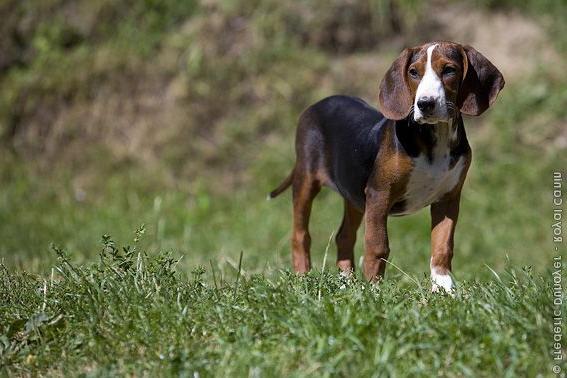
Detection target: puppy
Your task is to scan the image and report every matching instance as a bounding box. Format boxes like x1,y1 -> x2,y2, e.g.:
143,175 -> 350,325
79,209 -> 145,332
270,42 -> 504,292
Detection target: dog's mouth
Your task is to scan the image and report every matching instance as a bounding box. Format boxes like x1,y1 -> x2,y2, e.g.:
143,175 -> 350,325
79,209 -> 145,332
414,114 -> 451,125
415,115 -> 442,124
412,102 -> 456,125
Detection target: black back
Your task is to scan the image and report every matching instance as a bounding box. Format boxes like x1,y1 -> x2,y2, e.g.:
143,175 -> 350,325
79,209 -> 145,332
310,96 -> 390,209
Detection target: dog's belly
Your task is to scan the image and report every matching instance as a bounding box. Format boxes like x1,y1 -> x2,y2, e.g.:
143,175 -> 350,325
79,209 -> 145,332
392,155 -> 464,215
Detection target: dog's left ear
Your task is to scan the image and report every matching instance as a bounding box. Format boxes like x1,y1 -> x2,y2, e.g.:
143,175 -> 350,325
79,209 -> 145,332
378,48 -> 414,120
458,45 -> 505,116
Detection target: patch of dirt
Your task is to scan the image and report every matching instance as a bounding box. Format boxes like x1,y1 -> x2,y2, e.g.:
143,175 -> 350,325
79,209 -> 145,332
434,3 -> 559,79
330,2 -> 559,95
324,0 -> 563,143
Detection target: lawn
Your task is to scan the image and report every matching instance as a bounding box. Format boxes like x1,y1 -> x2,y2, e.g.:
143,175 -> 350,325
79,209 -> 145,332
0,235 -> 555,376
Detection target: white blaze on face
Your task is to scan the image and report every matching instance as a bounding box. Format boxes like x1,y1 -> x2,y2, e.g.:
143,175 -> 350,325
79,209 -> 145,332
414,44 -> 449,123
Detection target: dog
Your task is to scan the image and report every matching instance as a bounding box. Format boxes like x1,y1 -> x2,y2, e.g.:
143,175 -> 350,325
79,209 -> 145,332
269,41 -> 504,293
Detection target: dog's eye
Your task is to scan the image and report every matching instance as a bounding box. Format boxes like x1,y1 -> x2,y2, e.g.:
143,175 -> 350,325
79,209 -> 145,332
442,66 -> 456,76
408,68 -> 419,79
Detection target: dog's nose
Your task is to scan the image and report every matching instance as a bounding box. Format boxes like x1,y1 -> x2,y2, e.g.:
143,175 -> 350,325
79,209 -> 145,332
417,97 -> 436,113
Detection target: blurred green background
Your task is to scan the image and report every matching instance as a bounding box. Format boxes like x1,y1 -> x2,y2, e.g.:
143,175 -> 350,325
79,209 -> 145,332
0,0 -> 565,279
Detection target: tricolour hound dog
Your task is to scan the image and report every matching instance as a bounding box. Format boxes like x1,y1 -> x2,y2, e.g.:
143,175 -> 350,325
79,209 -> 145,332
269,41 -> 504,293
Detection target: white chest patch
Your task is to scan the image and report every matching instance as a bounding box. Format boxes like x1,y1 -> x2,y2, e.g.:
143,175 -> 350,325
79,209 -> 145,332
400,150 -> 464,215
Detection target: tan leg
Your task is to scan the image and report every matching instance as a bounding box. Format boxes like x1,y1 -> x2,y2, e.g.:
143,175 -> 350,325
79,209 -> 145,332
363,189 -> 391,281
336,200 -> 363,273
430,195 -> 460,293
291,175 -> 320,273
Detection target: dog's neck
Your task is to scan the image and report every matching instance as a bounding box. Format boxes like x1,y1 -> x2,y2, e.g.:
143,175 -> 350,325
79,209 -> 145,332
395,114 -> 463,161
431,118 -> 459,153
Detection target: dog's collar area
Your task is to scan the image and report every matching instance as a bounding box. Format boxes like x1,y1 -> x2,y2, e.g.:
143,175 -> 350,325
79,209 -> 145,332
395,114 -> 464,160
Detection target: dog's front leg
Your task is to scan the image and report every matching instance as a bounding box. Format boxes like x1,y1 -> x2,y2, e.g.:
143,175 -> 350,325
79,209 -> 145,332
430,193 -> 461,293
363,188 -> 391,282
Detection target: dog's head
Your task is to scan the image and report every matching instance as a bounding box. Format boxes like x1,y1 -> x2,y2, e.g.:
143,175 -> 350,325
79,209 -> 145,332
378,41 -> 504,123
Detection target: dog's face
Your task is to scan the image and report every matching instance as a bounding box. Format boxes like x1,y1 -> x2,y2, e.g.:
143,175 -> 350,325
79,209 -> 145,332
408,43 -> 464,124
378,41 -> 505,123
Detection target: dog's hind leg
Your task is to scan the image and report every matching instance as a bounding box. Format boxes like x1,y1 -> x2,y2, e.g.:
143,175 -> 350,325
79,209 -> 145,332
335,200 -> 363,274
291,172 -> 320,273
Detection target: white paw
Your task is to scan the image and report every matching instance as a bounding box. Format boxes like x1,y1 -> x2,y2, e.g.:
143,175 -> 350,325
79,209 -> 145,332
431,270 -> 455,296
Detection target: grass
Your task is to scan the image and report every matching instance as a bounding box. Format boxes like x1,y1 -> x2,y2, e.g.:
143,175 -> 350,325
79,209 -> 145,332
0,233 -> 557,376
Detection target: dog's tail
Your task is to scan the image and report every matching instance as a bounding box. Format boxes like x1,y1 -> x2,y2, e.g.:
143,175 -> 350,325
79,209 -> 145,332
268,168 -> 294,199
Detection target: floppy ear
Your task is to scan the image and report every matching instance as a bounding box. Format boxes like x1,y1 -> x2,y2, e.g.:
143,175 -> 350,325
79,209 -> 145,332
378,48 -> 414,120
458,45 -> 505,116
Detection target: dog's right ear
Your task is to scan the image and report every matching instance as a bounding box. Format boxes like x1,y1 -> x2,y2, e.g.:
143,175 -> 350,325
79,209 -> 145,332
378,48 -> 414,120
